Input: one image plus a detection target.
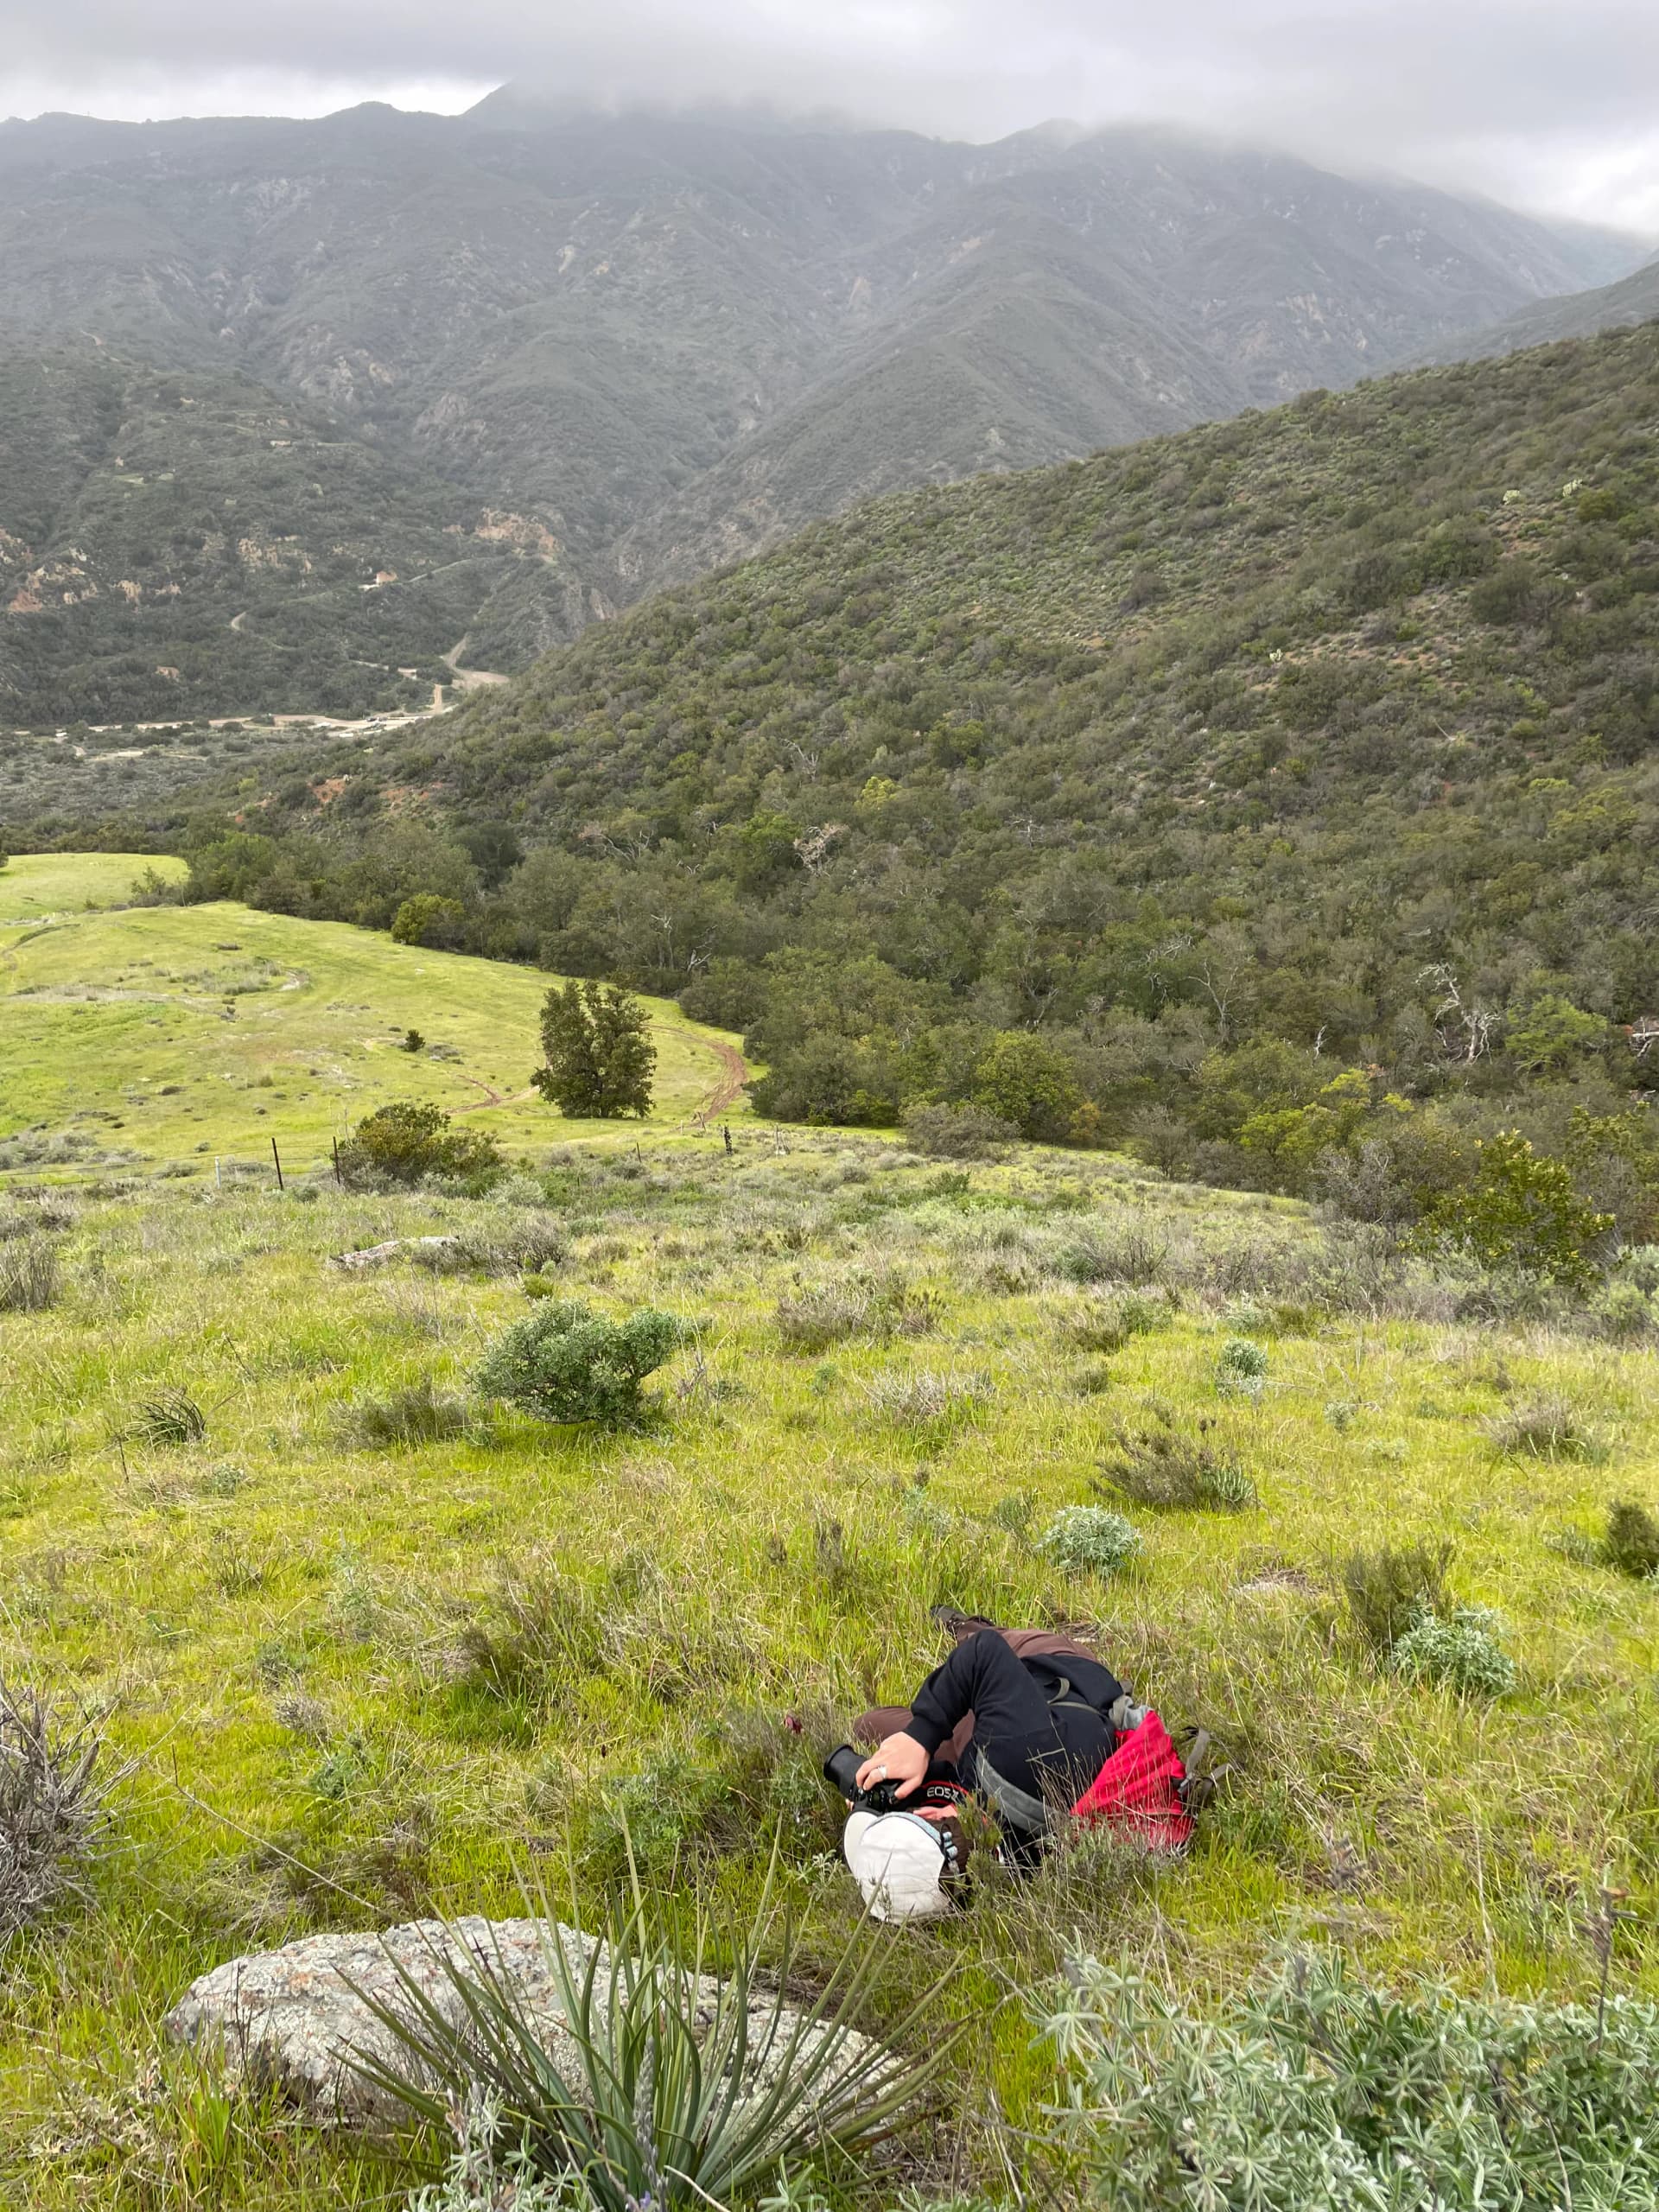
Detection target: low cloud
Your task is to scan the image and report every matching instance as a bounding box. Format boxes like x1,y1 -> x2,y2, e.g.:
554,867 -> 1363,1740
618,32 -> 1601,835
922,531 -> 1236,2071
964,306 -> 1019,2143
8,0 -> 1659,232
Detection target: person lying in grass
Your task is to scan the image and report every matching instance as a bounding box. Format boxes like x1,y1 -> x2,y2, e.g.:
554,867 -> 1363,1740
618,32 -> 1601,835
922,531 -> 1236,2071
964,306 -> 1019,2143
828,1611 -> 1183,1918
855,1610 -> 1136,1821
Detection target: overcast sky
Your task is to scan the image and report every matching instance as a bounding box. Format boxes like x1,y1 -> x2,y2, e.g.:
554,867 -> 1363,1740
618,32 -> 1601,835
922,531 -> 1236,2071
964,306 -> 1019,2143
6,0 -> 1659,235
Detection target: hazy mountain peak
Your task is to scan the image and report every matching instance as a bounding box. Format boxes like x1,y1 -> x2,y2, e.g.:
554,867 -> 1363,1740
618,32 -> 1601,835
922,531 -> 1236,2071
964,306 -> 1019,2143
1,100 -> 1654,721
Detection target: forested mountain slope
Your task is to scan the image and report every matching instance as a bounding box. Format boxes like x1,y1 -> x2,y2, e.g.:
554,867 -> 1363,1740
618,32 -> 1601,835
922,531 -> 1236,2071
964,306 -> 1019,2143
0,99 -> 1645,712
0,351 -> 575,722
52,321 -> 1659,1228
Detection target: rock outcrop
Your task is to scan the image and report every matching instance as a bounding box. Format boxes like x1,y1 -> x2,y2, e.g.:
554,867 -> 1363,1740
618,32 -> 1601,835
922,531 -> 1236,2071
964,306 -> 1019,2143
164,1917 -> 596,2124
163,1915 -> 875,2129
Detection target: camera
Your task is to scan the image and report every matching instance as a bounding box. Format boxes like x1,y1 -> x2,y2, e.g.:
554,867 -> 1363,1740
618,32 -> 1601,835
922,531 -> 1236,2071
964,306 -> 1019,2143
823,1742 -> 906,1813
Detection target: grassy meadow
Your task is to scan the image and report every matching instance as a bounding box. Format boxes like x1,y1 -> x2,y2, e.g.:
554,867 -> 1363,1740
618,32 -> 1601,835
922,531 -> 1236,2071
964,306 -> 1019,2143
0,853 -> 751,1179
2,861 -> 1658,2209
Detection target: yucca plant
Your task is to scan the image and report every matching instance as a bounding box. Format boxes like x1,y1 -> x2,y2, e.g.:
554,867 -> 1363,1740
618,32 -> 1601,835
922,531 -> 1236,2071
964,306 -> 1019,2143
132,1388 -> 208,1446
347,1854 -> 958,2210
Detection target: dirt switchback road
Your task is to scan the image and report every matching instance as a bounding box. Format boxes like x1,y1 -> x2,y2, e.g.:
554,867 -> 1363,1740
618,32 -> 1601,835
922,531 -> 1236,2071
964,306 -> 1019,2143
690,1035 -> 749,1123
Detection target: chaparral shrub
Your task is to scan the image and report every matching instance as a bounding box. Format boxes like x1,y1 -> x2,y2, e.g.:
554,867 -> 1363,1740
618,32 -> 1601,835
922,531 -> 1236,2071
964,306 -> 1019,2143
474,1300 -> 690,1427
337,1101 -> 505,1192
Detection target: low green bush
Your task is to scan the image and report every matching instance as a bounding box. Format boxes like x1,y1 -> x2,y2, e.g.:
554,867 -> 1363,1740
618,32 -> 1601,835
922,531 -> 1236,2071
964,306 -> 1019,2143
1216,1336 -> 1269,1397
1604,1498 -> 1659,1580
1390,1606 -> 1516,1697
1413,1130 -> 1612,1292
1042,1949 -> 1659,2211
903,1102 -> 1017,1159
337,1101 -> 505,1193
1038,1505 -> 1143,1576
474,1300 -> 690,1427
1591,1280 -> 1656,1339
390,893 -> 467,949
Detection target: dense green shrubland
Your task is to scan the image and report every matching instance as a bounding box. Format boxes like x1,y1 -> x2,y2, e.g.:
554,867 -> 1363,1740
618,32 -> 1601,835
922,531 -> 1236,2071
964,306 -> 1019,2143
13,326 -> 1659,1259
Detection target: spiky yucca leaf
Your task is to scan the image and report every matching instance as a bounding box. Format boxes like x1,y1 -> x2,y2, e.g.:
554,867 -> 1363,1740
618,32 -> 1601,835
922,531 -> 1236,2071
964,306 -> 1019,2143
347,1854 -> 959,2210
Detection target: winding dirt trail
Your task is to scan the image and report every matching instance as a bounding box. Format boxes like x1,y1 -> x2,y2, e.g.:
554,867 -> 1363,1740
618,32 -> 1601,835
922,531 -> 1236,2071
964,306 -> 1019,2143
687,1035 -> 749,1125
448,1030 -> 747,1124
452,1072 -> 505,1111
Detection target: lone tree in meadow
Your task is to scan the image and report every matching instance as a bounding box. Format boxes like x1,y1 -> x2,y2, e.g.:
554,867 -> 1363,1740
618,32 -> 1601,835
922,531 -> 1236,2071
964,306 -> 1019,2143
533,980 -> 656,1118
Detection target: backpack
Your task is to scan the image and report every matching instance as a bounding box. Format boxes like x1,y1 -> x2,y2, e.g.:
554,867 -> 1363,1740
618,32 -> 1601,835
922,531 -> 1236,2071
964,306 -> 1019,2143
975,1707 -> 1212,1854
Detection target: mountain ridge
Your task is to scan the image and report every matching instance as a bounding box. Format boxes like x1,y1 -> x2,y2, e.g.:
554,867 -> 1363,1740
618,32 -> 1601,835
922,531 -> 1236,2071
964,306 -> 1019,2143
20,317 -> 1657,1210
1,100 -> 1650,718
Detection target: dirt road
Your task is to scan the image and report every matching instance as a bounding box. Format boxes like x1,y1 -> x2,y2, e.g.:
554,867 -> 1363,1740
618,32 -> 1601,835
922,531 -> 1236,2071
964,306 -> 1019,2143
689,1035 -> 750,1123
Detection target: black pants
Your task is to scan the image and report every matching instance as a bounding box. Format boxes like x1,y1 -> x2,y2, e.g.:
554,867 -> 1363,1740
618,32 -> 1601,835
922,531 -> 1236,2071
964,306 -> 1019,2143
913,1630 -> 1116,1812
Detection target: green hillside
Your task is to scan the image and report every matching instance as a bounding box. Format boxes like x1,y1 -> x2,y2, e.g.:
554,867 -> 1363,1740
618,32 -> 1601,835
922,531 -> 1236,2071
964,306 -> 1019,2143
60,321 -> 1654,1245
1441,255 -> 1659,365
3,884 -> 1659,2206
0,855 -> 749,1181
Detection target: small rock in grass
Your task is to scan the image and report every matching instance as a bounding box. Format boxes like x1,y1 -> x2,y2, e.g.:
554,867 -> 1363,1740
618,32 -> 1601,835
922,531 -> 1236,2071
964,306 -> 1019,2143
328,1236 -> 463,1272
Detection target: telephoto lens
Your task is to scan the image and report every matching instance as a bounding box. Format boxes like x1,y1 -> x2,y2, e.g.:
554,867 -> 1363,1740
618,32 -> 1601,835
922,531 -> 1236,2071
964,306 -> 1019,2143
823,1744 -> 866,1800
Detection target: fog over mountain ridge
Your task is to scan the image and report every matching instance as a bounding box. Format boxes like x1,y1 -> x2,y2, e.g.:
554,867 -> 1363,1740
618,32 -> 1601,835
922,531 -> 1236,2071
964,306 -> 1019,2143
0,93 -> 1653,722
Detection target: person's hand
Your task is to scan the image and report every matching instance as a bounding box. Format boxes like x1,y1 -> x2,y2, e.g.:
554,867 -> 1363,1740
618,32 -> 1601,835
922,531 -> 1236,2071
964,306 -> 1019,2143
855,1732 -> 929,1801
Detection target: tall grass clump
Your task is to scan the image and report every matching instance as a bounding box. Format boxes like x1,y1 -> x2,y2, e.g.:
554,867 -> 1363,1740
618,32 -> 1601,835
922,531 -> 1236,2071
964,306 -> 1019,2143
0,1681 -> 124,1942
774,1272 -> 936,1350
1485,1395 -> 1600,1460
1058,1290 -> 1171,1354
861,1370 -> 988,1431
132,1388 -> 207,1446
1054,1222 -> 1168,1287
1341,1541 -> 1452,1656
1096,1414 -> 1256,1511
447,1562 -> 603,1706
351,1869 -> 957,2211
346,1377 -> 470,1448
0,1237 -> 59,1313
1042,1949 -> 1659,2210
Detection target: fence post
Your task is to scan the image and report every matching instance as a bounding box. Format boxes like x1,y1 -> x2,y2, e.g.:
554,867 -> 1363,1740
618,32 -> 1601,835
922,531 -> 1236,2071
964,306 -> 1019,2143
333,1137 -> 342,1188
271,1137 -> 284,1192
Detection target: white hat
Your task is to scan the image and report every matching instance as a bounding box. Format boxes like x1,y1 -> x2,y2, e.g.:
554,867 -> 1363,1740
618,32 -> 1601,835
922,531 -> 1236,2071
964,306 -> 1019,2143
842,1810 -> 954,1923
